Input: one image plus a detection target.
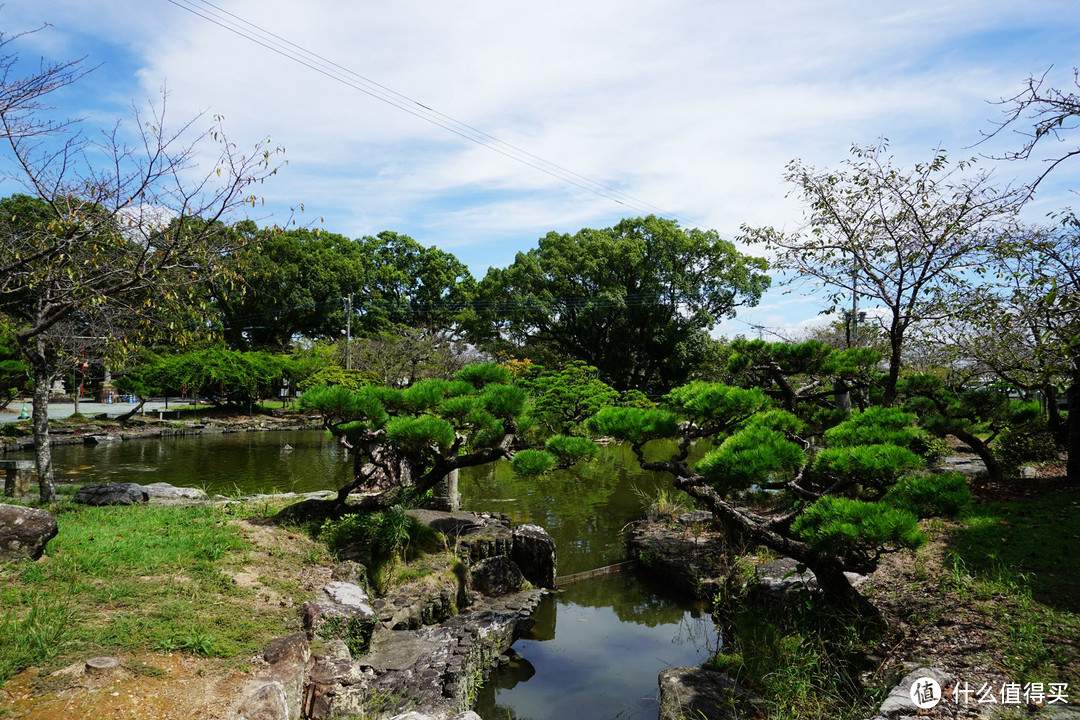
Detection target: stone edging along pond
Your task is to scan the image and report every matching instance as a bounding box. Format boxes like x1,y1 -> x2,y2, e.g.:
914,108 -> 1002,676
0,413 -> 325,455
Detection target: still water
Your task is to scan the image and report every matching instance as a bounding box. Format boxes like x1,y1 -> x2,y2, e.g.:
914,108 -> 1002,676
33,429 -> 718,719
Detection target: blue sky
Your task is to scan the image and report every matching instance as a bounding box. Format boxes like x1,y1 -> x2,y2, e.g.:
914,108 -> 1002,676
3,0 -> 1079,337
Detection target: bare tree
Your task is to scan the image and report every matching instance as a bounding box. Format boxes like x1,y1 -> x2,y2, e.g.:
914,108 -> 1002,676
983,68 -> 1080,193
741,143 -> 1024,404
0,25 -> 283,502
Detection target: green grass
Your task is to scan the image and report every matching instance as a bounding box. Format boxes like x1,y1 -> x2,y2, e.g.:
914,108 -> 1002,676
706,596 -> 883,720
950,491 -> 1079,612
947,491 -> 1080,683
0,500 -> 323,684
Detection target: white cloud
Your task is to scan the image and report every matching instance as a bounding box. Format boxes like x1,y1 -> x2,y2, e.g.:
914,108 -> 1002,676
6,0 -> 1080,334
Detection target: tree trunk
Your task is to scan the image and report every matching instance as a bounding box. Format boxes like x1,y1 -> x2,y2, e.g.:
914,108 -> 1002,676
31,353 -> 55,503
1067,371 -> 1079,482
883,334 -> 903,406
1044,384 -> 1065,445
673,476 -> 880,620
950,428 -> 1004,484
115,397 -> 147,423
833,377 -> 852,414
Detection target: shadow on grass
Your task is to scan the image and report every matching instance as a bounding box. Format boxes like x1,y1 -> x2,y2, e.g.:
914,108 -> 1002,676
948,490 -> 1080,614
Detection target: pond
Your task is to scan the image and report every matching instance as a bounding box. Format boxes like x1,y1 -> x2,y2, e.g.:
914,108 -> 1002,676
29,429 -> 719,719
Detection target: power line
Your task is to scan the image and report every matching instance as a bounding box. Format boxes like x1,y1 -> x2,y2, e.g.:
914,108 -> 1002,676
163,0 -> 706,228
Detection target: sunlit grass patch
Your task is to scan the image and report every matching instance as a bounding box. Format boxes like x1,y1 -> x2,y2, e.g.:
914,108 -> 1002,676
0,500 -> 327,684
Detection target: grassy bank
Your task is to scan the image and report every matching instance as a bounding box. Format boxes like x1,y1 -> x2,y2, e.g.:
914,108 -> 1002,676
0,496 -> 330,686
703,486 -> 1079,720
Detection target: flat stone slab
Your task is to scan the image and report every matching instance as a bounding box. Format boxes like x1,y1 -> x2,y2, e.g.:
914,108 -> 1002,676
406,508 -> 485,536
659,667 -> 764,720
321,581 -> 373,613
143,482 -> 209,502
361,631 -> 443,672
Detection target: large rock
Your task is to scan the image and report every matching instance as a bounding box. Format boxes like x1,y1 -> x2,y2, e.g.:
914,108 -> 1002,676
877,666 -> 952,717
301,582 -> 377,656
470,555 -> 525,596
143,482 -> 209,502
658,667 -> 765,720
259,634 -> 310,720
0,504 -> 58,560
511,524 -> 557,589
233,680 -> 289,720
406,508 -> 484,536
73,482 -> 149,506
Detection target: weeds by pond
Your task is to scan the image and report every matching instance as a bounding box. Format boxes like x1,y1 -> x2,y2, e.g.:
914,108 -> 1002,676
0,498 -> 330,685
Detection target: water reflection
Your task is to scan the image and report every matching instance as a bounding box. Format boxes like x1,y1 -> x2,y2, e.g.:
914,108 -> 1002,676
475,573 -> 718,720
20,429 -> 352,495
460,443 -> 678,576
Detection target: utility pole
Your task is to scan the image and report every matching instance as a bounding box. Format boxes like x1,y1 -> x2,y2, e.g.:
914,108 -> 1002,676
343,296 -> 352,370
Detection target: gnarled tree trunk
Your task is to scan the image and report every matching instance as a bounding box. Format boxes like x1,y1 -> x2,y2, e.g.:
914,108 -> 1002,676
29,340 -> 55,503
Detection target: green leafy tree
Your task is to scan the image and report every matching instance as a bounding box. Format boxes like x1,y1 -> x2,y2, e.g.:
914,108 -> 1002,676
0,319 -> 28,410
299,363 -> 598,510
472,216 -> 770,392
217,226 -> 367,350
966,220 -> 1079,478
121,349 -> 292,407
741,143 -> 1023,405
517,360 -> 620,435
585,384 -> 967,613
898,374 -> 1017,483
726,339 -> 881,416
356,232 -> 476,334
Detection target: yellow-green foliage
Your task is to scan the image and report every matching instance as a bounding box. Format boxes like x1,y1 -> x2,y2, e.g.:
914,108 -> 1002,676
811,444 -> 924,493
882,471 -> 970,518
384,415 -> 456,452
585,406 -> 679,443
792,496 -> 924,555
663,382 -> 770,426
696,426 -> 805,492
823,407 -> 927,451
511,449 -> 557,476
544,434 -> 599,463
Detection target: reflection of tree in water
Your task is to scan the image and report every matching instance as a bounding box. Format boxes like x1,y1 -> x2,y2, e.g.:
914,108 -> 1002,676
561,572 -> 706,628
461,444 -> 680,575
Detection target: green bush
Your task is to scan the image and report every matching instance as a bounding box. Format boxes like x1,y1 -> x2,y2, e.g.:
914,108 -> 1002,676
384,415 -> 456,452
585,406 -> 679,444
696,425 -> 805,492
882,472 -> 970,518
823,407 -> 924,448
996,419 -> 1059,478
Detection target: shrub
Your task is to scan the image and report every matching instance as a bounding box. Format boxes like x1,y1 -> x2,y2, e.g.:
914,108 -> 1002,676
544,434 -> 599,464
997,419 -> 1059,478
823,407 -> 923,448
696,426 -> 805,493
